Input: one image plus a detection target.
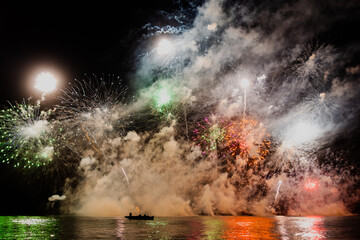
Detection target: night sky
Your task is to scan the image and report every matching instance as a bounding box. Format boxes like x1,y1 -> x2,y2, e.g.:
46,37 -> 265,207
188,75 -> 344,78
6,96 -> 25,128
0,1 -> 179,104
0,0 -> 359,216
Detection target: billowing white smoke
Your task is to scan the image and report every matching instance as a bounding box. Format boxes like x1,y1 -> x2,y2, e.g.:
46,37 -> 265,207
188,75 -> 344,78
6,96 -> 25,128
61,0 -> 359,216
21,120 -> 49,139
49,194 -> 66,202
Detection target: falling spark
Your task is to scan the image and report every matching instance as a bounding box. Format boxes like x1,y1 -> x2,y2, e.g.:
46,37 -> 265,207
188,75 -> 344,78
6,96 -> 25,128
275,180 -> 283,202
240,78 -> 250,118
122,167 -> 130,186
224,118 -> 271,162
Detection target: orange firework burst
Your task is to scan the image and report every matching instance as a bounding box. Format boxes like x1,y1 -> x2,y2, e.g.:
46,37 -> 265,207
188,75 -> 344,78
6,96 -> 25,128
224,118 -> 271,163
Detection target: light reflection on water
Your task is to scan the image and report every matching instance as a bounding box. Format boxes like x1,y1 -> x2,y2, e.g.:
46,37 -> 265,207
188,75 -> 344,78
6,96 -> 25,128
0,216 -> 58,239
220,217 -> 279,239
276,216 -> 326,240
0,215 -> 359,239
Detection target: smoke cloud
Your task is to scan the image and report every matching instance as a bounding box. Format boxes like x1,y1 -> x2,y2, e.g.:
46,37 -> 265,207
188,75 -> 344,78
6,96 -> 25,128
59,0 -> 360,216
48,194 -> 66,202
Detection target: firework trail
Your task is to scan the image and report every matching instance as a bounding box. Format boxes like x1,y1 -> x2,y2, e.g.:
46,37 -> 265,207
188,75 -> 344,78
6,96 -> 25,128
274,180 -> 282,203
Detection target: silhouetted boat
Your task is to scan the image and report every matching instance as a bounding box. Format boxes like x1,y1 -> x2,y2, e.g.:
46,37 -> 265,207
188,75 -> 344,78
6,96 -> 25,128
125,213 -> 154,220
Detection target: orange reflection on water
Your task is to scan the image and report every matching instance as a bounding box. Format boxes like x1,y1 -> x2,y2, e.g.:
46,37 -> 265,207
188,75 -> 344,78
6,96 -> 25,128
221,216 -> 279,239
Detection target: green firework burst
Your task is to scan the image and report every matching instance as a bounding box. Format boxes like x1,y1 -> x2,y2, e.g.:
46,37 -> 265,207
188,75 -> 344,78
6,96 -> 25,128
192,116 -> 227,153
0,102 -> 57,168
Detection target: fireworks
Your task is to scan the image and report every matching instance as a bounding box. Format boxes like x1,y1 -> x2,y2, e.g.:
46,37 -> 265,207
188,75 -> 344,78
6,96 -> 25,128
0,0 -> 358,218
0,102 -> 56,168
149,82 -> 176,115
144,79 -> 192,125
192,116 -> 271,164
154,87 -> 173,111
192,116 -> 227,154
304,180 -> 318,190
274,180 -> 283,202
57,74 -> 129,118
224,118 -> 271,162
51,74 -> 134,186
55,74 -> 131,146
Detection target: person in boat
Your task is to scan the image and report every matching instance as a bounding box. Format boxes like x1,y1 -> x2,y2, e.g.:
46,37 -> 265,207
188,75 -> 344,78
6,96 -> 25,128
129,212 -> 132,216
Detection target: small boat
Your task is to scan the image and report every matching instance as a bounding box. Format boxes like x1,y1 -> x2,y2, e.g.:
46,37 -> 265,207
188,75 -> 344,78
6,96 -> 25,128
125,213 -> 154,220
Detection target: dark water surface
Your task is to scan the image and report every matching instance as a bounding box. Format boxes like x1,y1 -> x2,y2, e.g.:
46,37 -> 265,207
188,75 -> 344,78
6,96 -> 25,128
0,215 -> 359,239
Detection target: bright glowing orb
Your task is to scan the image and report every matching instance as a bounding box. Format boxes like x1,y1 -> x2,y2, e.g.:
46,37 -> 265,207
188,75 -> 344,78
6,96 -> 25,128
34,72 -> 57,93
240,78 -> 250,89
156,88 -> 171,107
157,39 -> 172,55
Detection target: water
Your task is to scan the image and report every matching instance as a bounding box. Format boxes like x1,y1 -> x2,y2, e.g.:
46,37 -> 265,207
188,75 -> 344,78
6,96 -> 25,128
0,215 -> 359,239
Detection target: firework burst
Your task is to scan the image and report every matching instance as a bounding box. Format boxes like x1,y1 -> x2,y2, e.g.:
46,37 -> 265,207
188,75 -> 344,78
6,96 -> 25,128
146,79 -> 188,118
224,118 -> 271,169
57,74 -> 129,119
225,118 -> 271,165
0,101 -> 56,168
192,116 -> 271,163
151,84 -> 174,114
55,74 -> 131,153
192,116 -> 227,155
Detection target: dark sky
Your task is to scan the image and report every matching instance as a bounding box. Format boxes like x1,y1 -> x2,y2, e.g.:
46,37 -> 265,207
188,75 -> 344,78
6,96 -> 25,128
0,1 -> 178,105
